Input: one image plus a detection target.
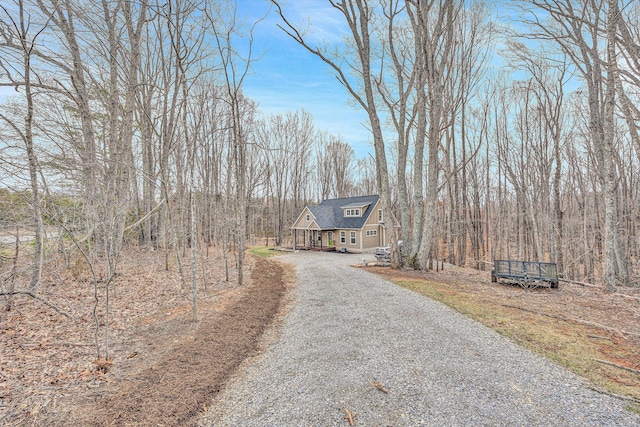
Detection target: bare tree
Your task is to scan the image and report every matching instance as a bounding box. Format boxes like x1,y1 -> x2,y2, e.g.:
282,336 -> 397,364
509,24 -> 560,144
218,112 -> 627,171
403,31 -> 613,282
35,0 -> 99,239
608,0 -> 640,167
504,41 -> 571,275
315,130 -> 333,201
258,110 -> 315,245
0,0 -> 47,292
324,137 -> 356,198
442,1 -> 494,267
355,155 -> 378,198
406,0 -> 460,269
207,1 -> 261,284
272,0 -> 401,266
521,0 -> 628,288
373,0 -> 417,254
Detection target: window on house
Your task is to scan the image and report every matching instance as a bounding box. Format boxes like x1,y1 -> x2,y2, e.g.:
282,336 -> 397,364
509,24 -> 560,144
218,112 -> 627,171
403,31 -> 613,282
306,214 -> 310,221
340,231 -> 346,244
378,209 -> 383,222
345,208 -> 361,217
366,230 -> 377,237
350,231 -> 356,245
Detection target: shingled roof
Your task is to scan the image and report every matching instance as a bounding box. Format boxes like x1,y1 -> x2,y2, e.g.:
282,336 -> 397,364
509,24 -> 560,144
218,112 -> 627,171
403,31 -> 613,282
308,195 -> 379,230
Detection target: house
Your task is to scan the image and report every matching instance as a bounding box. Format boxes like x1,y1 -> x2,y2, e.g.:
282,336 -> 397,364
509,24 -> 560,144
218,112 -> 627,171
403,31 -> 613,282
291,195 -> 390,252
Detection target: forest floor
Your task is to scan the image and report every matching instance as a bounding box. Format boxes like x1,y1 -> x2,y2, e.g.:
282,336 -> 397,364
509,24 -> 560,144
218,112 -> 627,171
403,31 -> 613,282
1,249 -> 639,426
0,247 -> 291,426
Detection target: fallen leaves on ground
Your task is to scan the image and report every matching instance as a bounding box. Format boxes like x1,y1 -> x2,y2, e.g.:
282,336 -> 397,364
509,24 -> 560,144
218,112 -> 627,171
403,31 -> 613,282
0,247 -> 288,426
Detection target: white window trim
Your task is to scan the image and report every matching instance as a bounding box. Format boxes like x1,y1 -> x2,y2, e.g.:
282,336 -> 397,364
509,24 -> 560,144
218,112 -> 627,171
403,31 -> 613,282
350,231 -> 356,245
366,229 -> 377,237
378,209 -> 383,222
340,231 -> 346,244
306,214 -> 310,221
345,208 -> 361,217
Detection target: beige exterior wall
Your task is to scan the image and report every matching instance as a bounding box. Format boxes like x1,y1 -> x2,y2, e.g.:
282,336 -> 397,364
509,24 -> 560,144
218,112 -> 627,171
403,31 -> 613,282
332,229 -> 359,251
292,207 -> 316,230
330,228 -> 380,252
350,230 -> 361,250
322,230 -> 336,247
362,225 -> 381,249
364,204 -> 384,227
362,201 -> 384,249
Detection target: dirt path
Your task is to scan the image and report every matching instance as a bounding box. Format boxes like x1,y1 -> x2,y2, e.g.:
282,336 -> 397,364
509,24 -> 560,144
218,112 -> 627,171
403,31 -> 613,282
29,255 -> 288,427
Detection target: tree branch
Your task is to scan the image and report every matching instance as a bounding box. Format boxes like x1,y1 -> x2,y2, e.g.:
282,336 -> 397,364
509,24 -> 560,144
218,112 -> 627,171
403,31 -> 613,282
0,290 -> 74,320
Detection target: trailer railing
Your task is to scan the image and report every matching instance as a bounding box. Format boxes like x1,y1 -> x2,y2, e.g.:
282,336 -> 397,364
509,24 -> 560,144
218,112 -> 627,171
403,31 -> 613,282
491,260 -> 559,288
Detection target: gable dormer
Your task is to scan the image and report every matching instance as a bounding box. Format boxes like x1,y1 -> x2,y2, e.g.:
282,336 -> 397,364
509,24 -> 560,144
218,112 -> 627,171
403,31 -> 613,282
341,201 -> 371,218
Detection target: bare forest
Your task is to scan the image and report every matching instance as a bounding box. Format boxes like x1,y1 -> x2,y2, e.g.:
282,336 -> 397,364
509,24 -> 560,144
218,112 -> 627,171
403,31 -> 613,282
1,0 -> 640,422
273,0 -> 640,288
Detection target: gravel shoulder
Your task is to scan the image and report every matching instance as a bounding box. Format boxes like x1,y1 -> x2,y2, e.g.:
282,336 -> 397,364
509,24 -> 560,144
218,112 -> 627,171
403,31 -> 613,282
201,251 -> 640,426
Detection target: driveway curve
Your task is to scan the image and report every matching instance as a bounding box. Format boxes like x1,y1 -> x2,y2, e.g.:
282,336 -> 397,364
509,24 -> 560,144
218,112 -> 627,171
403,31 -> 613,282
203,251 -> 639,426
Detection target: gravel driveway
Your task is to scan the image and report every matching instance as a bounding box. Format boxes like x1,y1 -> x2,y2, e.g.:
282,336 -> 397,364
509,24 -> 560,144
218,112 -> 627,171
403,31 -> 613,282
202,251 -> 640,426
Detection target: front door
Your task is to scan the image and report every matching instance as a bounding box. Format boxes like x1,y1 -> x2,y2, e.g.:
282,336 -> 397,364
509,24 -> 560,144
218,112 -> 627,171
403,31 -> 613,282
328,231 -> 334,246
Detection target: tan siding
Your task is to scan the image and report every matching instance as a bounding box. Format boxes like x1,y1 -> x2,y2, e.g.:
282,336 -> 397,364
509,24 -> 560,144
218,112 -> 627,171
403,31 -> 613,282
293,198 -> 388,253
364,201 -> 382,227
292,207 -> 316,229
361,201 -> 382,250
362,227 -> 380,250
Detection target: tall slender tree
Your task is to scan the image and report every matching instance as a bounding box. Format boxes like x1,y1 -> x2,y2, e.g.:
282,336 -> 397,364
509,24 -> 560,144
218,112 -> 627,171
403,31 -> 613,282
0,0 -> 46,292
522,0 -> 629,289
273,0 -> 401,266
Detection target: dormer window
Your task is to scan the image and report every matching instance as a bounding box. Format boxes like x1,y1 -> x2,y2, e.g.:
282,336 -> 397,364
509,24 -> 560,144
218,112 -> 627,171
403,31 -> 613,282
345,208 -> 361,217
341,201 -> 370,218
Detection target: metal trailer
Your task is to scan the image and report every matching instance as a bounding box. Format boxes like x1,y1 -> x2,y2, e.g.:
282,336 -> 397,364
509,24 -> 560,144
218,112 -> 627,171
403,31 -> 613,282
491,260 -> 559,289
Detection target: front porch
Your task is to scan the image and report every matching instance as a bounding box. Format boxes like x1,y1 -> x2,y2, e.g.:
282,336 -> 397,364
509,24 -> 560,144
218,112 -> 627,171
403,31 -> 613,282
292,229 -> 336,251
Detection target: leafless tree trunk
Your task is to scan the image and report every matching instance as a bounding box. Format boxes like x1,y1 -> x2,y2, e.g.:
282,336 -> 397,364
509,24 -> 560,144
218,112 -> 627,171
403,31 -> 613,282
609,1 -> 640,168
523,0 -> 629,288
374,0 -> 417,254
207,2 -> 261,284
189,190 -> 198,320
0,1 -> 46,292
37,0 -> 99,240
355,156 -> 378,197
407,0 -> 459,270
315,131 -> 334,201
273,0 -> 401,266
325,137 -> 356,198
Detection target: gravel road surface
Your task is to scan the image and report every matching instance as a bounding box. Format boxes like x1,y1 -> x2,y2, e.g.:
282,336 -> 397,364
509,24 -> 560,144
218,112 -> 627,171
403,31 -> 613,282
203,251 -> 640,426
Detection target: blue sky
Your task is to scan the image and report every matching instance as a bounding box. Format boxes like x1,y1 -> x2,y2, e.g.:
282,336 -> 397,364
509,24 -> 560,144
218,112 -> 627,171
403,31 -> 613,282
237,0 -> 373,157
